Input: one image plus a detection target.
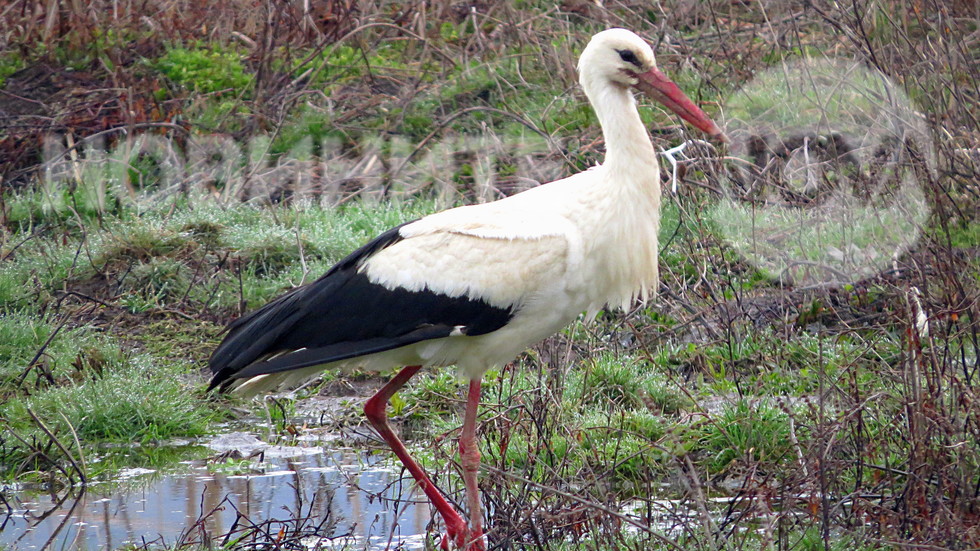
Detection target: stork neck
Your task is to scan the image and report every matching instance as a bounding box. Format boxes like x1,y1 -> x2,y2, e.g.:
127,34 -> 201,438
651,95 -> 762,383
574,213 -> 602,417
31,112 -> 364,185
590,84 -> 657,175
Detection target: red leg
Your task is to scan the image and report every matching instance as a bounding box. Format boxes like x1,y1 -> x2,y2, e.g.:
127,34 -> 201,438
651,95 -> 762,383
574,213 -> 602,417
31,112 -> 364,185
459,378 -> 486,550
364,366 -> 468,548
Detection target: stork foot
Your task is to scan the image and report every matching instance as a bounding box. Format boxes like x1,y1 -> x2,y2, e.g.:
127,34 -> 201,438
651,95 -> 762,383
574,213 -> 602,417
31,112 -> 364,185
439,526 -> 486,551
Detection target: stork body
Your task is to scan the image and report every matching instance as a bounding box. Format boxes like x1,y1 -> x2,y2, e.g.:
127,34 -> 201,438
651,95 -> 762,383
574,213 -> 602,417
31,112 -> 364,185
209,28 -> 722,550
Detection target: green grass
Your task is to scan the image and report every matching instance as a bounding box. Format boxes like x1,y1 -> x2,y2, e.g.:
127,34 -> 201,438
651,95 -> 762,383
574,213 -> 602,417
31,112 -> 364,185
0,194 -> 422,482
939,218 -> 980,250
0,312 -> 122,393
699,398 -> 795,474
0,192 -> 439,315
1,351 -> 216,480
0,196 -> 444,484
3,354 -> 213,443
395,324 -> 907,495
404,354 -> 688,488
0,50 -> 23,89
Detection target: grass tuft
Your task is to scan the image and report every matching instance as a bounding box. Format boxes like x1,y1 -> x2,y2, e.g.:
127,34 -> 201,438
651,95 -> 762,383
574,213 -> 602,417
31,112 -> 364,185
700,399 -> 795,474
4,354 -> 214,444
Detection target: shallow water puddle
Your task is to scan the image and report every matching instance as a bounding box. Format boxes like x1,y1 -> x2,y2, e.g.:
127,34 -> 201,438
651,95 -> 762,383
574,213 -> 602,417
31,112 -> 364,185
1,434 -> 431,550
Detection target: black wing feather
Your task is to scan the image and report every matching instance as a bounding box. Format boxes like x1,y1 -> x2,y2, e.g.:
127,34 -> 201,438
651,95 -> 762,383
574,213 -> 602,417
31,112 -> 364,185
208,223 -> 514,391
229,325 -> 453,379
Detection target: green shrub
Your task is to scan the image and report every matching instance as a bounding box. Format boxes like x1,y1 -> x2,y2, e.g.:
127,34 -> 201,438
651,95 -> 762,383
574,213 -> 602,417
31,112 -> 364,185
154,46 -> 251,96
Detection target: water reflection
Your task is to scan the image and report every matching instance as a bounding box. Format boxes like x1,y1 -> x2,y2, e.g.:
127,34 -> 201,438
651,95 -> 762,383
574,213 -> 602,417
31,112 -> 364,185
1,446 -> 431,550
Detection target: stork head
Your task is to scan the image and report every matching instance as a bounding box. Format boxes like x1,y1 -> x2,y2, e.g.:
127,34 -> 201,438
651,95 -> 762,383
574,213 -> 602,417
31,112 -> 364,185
578,28 -> 725,141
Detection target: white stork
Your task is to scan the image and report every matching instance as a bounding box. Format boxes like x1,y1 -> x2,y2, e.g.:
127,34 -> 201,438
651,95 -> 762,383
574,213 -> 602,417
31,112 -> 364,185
209,28 -> 723,550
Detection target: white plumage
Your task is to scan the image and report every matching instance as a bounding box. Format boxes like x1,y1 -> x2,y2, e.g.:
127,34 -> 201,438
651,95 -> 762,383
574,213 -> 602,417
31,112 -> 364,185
360,166 -> 659,380
210,28 -> 723,551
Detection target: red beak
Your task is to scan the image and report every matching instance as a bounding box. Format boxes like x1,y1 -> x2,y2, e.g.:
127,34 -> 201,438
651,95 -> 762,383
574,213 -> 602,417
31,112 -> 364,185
633,66 -> 727,142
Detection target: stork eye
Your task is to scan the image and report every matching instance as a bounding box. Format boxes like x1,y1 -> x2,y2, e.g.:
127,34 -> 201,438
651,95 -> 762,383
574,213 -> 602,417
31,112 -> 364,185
617,49 -> 641,68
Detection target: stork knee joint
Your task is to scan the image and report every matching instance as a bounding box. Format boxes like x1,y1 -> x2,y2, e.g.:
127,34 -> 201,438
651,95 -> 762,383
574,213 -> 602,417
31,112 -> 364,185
460,444 -> 481,471
363,396 -> 386,426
